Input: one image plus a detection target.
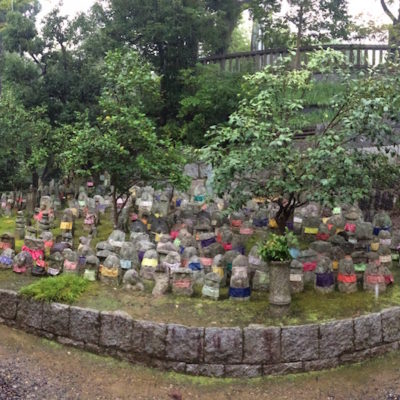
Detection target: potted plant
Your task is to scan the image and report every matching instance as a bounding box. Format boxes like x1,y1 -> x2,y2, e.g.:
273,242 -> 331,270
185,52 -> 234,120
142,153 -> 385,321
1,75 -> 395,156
259,230 -> 298,315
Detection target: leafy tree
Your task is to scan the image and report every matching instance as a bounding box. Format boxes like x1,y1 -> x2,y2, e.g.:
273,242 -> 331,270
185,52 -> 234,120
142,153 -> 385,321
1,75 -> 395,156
288,0 -> 351,67
380,0 -> 400,46
0,0 -> 40,95
348,18 -> 389,43
0,89 -> 51,206
204,0 -> 245,55
62,50 -> 189,226
228,13 -> 251,53
202,49 -> 400,232
250,0 -> 351,66
96,0 -> 210,121
3,6 -> 104,124
79,0 -> 253,122
2,6 -> 105,188
249,0 -> 287,49
178,64 -> 244,147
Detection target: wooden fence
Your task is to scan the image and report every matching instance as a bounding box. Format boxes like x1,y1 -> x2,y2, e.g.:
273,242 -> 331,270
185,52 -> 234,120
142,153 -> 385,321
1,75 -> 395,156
199,44 -> 398,73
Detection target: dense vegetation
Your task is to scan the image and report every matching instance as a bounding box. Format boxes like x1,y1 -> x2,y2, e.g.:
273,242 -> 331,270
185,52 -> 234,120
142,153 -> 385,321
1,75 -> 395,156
0,0 -> 399,221
202,50 -> 400,230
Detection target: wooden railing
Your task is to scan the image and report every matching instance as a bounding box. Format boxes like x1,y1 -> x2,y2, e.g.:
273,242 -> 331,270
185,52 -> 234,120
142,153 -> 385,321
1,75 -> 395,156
199,44 -> 398,72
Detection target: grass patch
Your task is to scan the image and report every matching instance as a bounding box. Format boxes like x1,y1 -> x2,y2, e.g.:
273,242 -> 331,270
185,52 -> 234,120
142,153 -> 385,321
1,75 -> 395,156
19,274 -> 90,304
303,80 -> 344,107
287,79 -> 345,130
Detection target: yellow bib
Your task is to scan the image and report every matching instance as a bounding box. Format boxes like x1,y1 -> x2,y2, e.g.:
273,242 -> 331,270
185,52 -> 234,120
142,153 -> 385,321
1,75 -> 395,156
60,221 -> 73,230
142,258 -> 158,267
304,227 -> 318,234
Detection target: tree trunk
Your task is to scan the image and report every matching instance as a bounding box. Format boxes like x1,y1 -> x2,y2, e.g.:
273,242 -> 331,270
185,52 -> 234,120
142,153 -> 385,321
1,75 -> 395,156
295,6 -> 304,70
389,20 -> 400,48
112,187 -> 118,228
0,36 -> 3,98
251,20 -> 261,51
31,170 -> 39,213
380,0 -> 400,48
276,205 -> 294,234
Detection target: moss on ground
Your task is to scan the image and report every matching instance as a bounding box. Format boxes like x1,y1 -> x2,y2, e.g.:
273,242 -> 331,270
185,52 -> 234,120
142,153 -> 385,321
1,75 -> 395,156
72,265 -> 400,327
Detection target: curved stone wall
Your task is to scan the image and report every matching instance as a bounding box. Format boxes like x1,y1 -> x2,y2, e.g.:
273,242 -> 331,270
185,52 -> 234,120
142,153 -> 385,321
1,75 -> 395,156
1,289 -> 400,378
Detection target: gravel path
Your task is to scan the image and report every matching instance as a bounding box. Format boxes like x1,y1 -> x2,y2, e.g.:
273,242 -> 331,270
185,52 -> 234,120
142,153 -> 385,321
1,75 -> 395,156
2,324 -> 400,399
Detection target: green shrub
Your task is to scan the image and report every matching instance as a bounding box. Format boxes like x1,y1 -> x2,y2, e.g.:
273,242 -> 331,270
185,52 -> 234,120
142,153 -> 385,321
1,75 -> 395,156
258,231 -> 299,262
19,275 -> 89,304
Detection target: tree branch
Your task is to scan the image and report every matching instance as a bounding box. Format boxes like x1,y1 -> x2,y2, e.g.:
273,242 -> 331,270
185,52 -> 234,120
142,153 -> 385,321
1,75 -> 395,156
28,52 -> 47,76
321,101 -> 348,135
381,0 -> 397,22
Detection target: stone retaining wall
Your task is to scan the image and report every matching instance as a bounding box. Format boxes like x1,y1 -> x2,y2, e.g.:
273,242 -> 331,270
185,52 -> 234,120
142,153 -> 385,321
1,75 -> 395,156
1,289 -> 400,378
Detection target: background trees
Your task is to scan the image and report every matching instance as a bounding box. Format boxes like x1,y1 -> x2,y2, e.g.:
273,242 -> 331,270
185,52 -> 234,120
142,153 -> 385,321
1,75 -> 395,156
250,0 -> 351,66
202,50 -> 400,231
61,50 -> 189,225
0,0 -> 398,213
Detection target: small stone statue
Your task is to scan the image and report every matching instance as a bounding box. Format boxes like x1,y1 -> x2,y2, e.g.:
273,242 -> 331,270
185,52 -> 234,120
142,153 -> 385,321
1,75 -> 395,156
140,249 -> 158,280
0,248 -> 15,270
83,255 -> 99,281
122,269 -> 144,291
314,256 -> 335,294
13,251 -> 33,274
99,254 -> 121,286
202,272 -> 221,300
63,249 -> 79,275
229,255 -> 251,301
172,268 -> 194,296
364,259 -> 386,293
47,252 -> 64,277
289,259 -> 304,294
337,257 -> 357,293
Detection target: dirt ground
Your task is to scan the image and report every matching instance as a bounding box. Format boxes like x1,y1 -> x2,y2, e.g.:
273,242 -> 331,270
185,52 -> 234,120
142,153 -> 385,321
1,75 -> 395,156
1,325 -> 400,400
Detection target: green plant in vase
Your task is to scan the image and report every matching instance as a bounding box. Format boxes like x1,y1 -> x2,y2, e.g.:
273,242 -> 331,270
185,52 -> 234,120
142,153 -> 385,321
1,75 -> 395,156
258,230 -> 299,262
259,230 -> 298,316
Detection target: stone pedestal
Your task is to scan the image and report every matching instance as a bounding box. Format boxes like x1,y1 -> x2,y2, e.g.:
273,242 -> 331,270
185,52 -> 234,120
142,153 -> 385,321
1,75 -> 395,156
269,261 -> 291,315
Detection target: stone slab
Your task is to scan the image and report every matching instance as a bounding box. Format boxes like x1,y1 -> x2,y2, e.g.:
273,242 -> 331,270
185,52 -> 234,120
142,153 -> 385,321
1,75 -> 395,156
16,297 -> 43,330
319,319 -> 354,358
303,358 -> 339,372
204,327 -> 243,364
42,303 -> 70,336
243,325 -> 281,364
186,364 -> 225,377
132,320 -> 167,358
354,313 -> 382,350
263,362 -> 303,376
0,290 -> 18,320
225,364 -> 262,378
166,324 -> 204,363
381,307 -> 400,343
69,306 -> 100,345
281,324 -> 318,362
100,310 -> 133,351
